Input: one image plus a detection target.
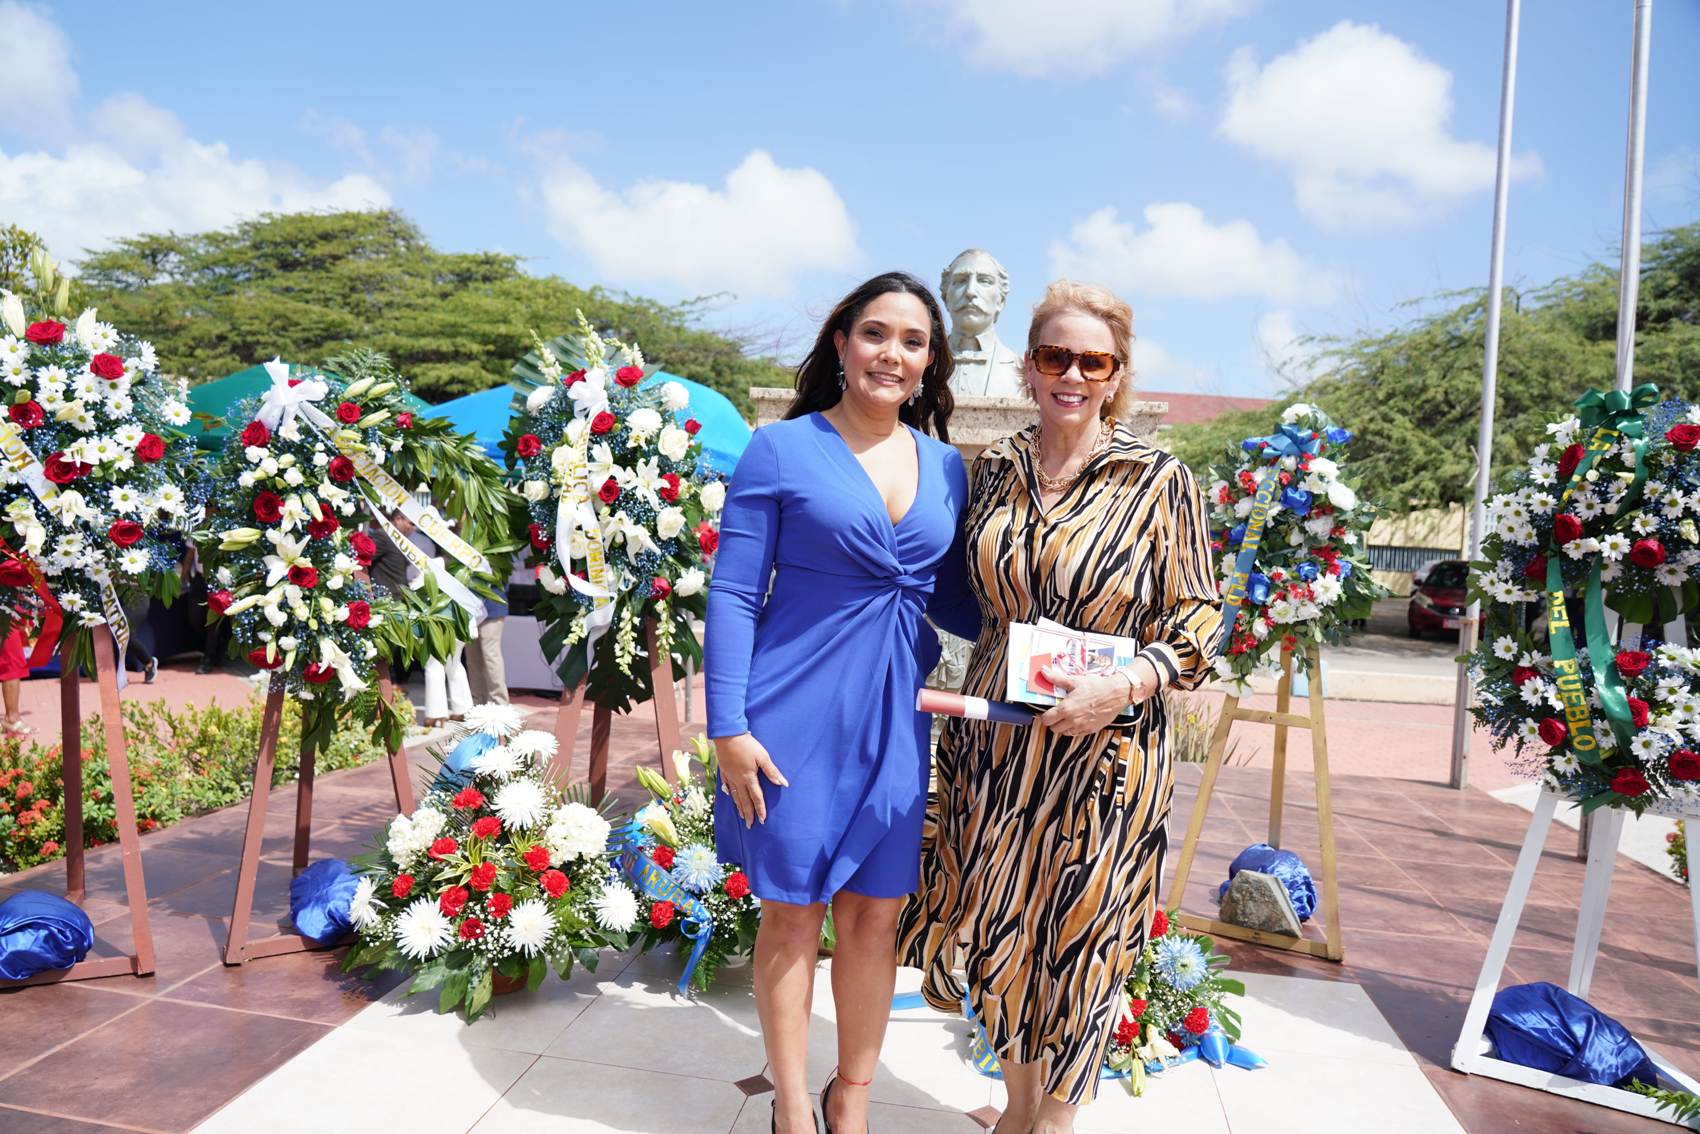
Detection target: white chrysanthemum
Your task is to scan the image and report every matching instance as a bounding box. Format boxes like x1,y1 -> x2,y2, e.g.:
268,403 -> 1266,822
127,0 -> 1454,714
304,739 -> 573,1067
673,844 -> 723,892
469,745 -> 524,781
508,730 -> 558,761
464,702 -> 526,739
386,808 -> 446,864
349,876 -> 384,930
393,898 -> 455,960
545,802 -> 611,862
591,881 -> 640,933
1492,636 -> 1518,661
525,384 -> 556,413
506,898 -> 554,956
625,407 -> 663,441
493,778 -> 549,830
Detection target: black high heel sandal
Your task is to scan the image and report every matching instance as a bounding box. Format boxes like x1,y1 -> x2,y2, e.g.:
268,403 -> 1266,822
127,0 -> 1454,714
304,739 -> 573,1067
772,1098 -> 823,1134
820,1068 -> 871,1134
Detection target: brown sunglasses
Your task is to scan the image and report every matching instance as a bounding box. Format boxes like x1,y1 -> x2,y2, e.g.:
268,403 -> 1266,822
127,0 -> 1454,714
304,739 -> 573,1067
1030,344 -> 1121,381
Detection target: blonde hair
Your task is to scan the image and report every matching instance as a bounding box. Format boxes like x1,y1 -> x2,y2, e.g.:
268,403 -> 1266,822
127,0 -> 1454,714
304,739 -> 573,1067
1024,279 -> 1137,421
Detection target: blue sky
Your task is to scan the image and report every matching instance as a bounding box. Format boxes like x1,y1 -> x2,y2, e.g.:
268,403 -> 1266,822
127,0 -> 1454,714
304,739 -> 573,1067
2,1 -> 1697,397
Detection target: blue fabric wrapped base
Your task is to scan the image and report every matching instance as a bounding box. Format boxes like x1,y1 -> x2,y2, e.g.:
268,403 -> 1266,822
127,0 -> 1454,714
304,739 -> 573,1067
0,891 -> 95,980
289,859 -> 359,945
432,731 -> 499,795
1217,843 -> 1317,921
1485,982 -> 1658,1087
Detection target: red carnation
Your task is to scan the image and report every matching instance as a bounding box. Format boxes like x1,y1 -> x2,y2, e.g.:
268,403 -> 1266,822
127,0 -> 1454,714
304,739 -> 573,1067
246,647 -> 283,670
615,364 -> 644,387
107,520 -> 144,548
7,401 -> 42,429
1556,443 -> 1586,482
1510,666 -> 1539,686
470,862 -> 498,892
302,663 -> 335,685
1670,750 -> 1700,781
328,456 -> 356,483
725,871 -> 751,899
1151,909 -> 1169,938
43,452 -> 89,484
24,320 -> 64,345
1666,424 -> 1700,451
523,844 -> 552,871
1523,555 -> 1549,583
565,369 -> 586,386
471,816 -> 502,840
649,575 -> 671,599
1183,1006 -> 1211,1036
695,522 -> 718,556
683,419 -> 701,436
1114,1016 -> 1138,1047
350,531 -> 377,566
89,353 -> 124,380
392,874 -> 415,898
1129,998 -> 1148,1020
488,892 -> 514,919
1538,717 -> 1568,747
516,433 -> 543,458
1629,698 -> 1650,729
1611,767 -> 1650,798
650,900 -> 676,929
650,845 -> 675,869
429,836 -> 459,860
658,472 -> 681,502
439,888 -> 467,917
458,916 -> 485,941
527,522 -> 551,553
1552,514 -> 1583,545
207,589 -> 234,615
336,401 -> 362,424
253,492 -> 283,524
240,420 -> 270,447
541,869 -> 570,899
134,432 -> 165,463
307,505 -> 339,540
344,600 -> 371,630
452,787 -> 486,810
396,412 -> 413,430
0,558 -> 29,588
590,410 -> 616,436
287,563 -> 319,589
1616,650 -> 1651,678
1629,539 -> 1667,569
598,477 -> 620,505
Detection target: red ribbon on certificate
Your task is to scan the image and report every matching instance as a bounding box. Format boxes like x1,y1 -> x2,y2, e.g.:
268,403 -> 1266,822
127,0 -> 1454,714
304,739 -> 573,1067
916,688 -> 1037,726
0,538 -> 63,668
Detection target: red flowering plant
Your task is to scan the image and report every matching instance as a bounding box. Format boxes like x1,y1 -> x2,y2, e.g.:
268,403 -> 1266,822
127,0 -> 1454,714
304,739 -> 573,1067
503,313 -> 723,713
1669,821 -> 1689,887
342,703 -> 633,1021
1465,391 -> 1700,815
1102,912 -> 1246,1096
625,735 -> 761,990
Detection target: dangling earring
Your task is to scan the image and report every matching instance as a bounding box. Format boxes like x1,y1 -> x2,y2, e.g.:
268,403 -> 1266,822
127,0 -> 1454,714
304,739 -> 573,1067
837,360 -> 846,391
907,378 -> 923,406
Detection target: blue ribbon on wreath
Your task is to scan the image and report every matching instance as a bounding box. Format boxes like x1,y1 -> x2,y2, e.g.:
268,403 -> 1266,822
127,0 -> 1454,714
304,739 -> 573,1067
609,822 -> 713,996
1219,425 -> 1327,652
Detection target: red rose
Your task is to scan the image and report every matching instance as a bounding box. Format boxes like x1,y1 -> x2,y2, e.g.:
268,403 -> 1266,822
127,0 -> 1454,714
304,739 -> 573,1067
302,663 -> 335,685
350,531 -> 377,566
1129,998 -> 1148,1020
429,836 -> 459,860
649,575 -> 671,599
1183,1006 -> 1211,1036
7,401 -> 42,429
253,492 -> 283,523
287,564 -> 319,589
1629,539 -> 1666,568
307,505 -> 339,540
590,411 -> 616,435
516,433 -> 543,458
1629,698 -> 1650,729
1150,909 -> 1169,938
488,892 -> 514,919
0,558 -> 29,588
1510,666 -> 1539,686
240,420 -> 270,447
541,869 -> 570,899
438,886 -> 468,915
134,433 -> 165,463
24,321 -> 64,345
598,477 -> 619,505
452,787 -> 486,810
470,862 -> 498,892
695,522 -> 718,556
1616,650 -> 1651,678
523,844 -> 552,871
1113,1016 -> 1138,1047
1552,514 -> 1583,545
615,364 -> 644,387
328,455 -> 356,483
89,353 -> 124,380
1670,750 -> 1700,781
471,816 -> 502,840
527,522 -> 551,553
336,401 -> 362,424
650,845 -> 675,869
43,452 -> 88,484
208,589 -> 234,615
650,900 -> 676,929
344,600 -> 371,630
1523,555 -> 1549,583
1556,443 -> 1586,482
392,874 -> 415,898
396,412 -> 413,430
658,472 -> 681,502
458,916 -> 486,941
1666,424 -> 1700,451
683,419 -> 701,436
107,520 -> 144,548
1538,717 -> 1568,747
725,871 -> 750,899
1610,767 -> 1650,798
565,369 -> 586,386
246,646 -> 283,670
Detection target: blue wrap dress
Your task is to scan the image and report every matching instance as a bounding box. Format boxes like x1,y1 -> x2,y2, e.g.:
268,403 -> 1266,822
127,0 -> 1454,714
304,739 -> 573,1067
705,412 -> 975,905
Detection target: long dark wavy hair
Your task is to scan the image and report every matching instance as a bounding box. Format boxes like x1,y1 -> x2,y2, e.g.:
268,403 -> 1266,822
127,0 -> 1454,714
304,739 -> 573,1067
783,272 -> 956,442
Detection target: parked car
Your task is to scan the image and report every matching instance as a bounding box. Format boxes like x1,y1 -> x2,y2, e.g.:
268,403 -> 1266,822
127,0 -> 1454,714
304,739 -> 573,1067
1407,559 -> 1477,638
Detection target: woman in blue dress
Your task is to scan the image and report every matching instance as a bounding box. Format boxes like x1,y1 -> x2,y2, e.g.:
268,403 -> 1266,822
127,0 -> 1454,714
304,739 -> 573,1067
706,272 -> 977,1134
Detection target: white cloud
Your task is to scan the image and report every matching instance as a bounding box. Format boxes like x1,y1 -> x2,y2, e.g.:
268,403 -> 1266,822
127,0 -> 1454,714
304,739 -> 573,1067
1219,21 -> 1542,230
531,147 -> 859,297
378,126 -> 438,184
1048,202 -> 1345,305
0,1 -> 77,138
919,0 -> 1254,77
1152,86 -> 1194,122
1647,147 -> 1698,204
301,114 -> 438,184
1131,337 -> 1226,395
1255,310 -> 1324,385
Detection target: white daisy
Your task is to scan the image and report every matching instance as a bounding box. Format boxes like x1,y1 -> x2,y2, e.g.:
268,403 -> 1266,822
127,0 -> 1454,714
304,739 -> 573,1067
506,898 -> 554,956
37,384 -> 66,410
153,484 -> 186,513
348,876 -> 384,930
108,485 -> 142,514
1551,751 -> 1581,776
463,702 -> 526,739
66,405 -> 96,432
1598,533 -> 1630,561
492,778 -> 550,830
0,337 -> 21,363
393,898 -> 455,960
1492,636 -> 1518,661
591,881 -> 640,933
138,342 -> 157,371
1519,681 -> 1550,706
1517,720 -> 1543,743
1526,491 -> 1557,513
1,360 -> 26,386
71,372 -> 101,401
1630,732 -> 1662,758
160,399 -> 191,426
1574,496 -> 1604,520
117,548 -> 149,574
104,393 -> 134,418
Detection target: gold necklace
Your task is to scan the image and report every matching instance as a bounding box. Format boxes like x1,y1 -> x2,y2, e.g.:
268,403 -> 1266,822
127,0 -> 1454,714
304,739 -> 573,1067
1032,418 -> 1115,494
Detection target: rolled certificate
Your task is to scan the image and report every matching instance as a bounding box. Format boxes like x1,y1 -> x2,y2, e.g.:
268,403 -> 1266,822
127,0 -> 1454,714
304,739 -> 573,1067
917,688 -> 1037,726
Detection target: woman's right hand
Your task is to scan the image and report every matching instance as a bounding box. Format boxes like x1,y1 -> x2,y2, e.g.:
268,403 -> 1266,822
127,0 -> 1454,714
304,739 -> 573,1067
713,732 -> 789,827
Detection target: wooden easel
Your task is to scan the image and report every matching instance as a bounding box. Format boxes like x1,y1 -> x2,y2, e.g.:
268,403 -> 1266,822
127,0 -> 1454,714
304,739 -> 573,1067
1166,642 -> 1344,962
223,658 -> 415,964
0,631 -> 155,986
546,621 -> 682,801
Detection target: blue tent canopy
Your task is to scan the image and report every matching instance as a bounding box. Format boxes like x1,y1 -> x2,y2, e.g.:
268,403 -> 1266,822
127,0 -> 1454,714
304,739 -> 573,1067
431,373 -> 751,476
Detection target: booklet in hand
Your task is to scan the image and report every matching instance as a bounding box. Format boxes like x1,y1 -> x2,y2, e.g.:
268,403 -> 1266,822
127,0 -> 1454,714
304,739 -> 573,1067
1006,618 -> 1142,715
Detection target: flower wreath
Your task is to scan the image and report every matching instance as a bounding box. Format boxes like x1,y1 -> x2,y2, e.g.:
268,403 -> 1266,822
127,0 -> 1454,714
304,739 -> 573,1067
1466,387 -> 1700,814
1206,403 -> 1386,687
504,314 -> 724,712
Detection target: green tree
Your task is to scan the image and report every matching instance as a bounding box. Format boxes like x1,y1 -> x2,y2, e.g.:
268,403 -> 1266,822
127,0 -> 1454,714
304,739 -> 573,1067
0,225 -> 45,296
1166,222 -> 1700,512
75,209 -> 785,411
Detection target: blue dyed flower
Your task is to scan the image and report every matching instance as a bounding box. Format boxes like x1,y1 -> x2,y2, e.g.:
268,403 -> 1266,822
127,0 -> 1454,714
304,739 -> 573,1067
672,844 -> 724,893
1325,426 -> 1353,446
1154,936 -> 1209,992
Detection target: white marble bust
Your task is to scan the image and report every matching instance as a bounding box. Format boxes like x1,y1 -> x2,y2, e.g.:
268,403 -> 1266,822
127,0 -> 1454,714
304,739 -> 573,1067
941,248 -> 1024,398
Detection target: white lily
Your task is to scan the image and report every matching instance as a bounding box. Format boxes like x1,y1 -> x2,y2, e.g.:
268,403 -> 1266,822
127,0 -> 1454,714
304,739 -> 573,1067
262,531 -> 311,586
255,358 -> 328,432
319,636 -> 368,695
0,292 -> 24,337
73,307 -> 98,346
